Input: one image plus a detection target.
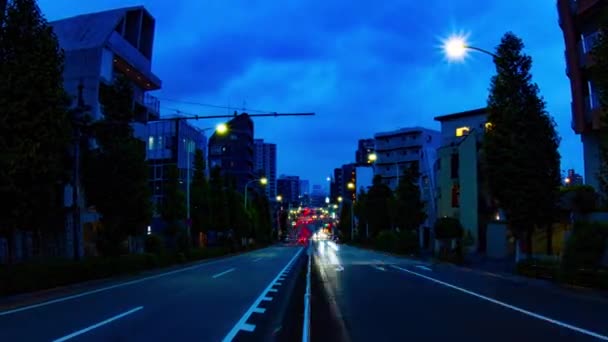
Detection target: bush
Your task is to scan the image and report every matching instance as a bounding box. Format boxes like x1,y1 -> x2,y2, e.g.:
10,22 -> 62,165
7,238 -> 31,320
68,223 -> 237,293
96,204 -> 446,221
434,217 -> 464,240
374,230 -> 419,255
561,221 -> 608,273
516,258 -> 559,280
144,234 -> 164,255
0,244 -> 245,296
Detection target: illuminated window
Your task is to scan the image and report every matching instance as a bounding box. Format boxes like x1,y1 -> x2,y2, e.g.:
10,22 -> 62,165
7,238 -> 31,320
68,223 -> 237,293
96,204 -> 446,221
148,136 -> 154,150
484,122 -> 493,131
456,126 -> 470,137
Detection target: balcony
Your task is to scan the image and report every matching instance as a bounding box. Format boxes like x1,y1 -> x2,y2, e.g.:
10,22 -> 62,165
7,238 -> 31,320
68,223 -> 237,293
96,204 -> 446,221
108,32 -> 161,90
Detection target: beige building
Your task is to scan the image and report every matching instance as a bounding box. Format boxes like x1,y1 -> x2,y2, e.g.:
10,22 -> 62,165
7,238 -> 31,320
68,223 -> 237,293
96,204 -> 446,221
434,108 -> 491,252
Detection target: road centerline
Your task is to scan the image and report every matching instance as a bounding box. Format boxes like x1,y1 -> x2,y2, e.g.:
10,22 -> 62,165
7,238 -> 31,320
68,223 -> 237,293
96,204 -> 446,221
212,268 -> 236,279
391,265 -> 608,341
52,306 -> 143,342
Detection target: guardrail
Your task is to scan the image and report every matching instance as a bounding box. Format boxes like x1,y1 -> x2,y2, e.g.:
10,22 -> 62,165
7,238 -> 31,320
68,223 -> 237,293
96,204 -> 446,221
302,242 -> 312,342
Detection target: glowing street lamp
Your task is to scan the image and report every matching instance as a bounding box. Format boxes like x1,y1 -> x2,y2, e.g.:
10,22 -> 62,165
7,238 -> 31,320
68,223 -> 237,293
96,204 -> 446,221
367,153 -> 377,163
276,195 -> 283,202
442,34 -> 497,62
216,122 -> 228,134
347,182 -> 355,190
244,177 -> 268,208
337,196 -> 343,203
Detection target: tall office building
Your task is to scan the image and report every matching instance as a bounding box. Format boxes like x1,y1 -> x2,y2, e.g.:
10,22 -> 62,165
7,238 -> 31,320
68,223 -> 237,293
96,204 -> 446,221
253,139 -> 277,199
557,0 -> 606,191
355,138 -> 375,165
277,175 -> 300,206
208,114 -> 254,193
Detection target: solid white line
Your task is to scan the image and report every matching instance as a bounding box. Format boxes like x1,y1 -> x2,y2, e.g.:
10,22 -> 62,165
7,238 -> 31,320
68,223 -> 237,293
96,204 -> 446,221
252,258 -> 262,262
252,307 -> 266,314
415,265 -> 432,271
262,296 -> 273,301
0,249 -> 261,316
222,247 -> 304,342
212,268 -> 236,279
391,265 -> 608,341
241,324 -> 256,332
268,288 -> 278,292
52,306 -> 143,342
275,282 -> 283,286
372,265 -> 386,272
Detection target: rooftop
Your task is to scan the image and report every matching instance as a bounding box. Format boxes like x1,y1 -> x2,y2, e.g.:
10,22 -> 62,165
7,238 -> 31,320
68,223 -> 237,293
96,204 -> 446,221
434,108 -> 487,122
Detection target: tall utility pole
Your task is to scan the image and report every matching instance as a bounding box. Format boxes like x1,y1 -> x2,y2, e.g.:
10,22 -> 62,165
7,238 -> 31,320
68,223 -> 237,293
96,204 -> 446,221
69,81 -> 90,260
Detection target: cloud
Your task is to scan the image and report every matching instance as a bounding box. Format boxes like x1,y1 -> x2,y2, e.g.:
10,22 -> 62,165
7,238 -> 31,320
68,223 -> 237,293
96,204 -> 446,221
37,0 -> 581,184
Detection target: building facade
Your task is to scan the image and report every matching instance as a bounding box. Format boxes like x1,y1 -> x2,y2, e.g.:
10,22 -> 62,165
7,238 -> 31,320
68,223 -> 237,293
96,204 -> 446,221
277,175 -> 301,206
435,108 -> 491,252
557,0 -> 606,191
566,168 -> 584,186
133,120 -> 206,225
310,184 -> 327,207
253,139 -> 277,199
50,6 -> 162,258
208,114 -> 254,193
355,138 -> 375,165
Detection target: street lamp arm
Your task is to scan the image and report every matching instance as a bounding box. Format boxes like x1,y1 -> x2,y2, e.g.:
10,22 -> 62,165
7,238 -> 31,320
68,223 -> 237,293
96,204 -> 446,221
465,45 -> 498,58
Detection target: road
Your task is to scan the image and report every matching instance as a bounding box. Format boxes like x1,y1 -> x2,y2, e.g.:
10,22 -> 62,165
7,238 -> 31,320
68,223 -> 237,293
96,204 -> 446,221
0,245 -> 304,342
312,240 -> 608,342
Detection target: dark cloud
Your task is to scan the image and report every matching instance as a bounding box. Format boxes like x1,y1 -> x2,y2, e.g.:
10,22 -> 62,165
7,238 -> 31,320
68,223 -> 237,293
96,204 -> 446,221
39,0 -> 582,184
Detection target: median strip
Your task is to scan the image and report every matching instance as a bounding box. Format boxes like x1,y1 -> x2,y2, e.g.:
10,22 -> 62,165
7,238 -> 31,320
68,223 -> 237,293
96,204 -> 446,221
52,306 -> 143,342
391,265 -> 608,341
212,268 -> 236,279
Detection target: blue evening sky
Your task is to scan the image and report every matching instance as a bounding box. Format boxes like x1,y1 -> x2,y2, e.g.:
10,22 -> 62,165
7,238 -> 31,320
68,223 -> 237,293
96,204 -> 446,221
38,0 -> 581,187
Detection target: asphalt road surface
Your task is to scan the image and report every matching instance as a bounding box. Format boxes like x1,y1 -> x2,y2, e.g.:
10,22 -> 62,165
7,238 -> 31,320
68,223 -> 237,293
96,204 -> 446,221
312,240 -> 608,342
0,245 -> 304,342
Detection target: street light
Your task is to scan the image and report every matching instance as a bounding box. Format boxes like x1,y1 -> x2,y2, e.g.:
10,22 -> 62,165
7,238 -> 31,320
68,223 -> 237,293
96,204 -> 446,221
347,182 -> 355,190
244,177 -> 268,209
443,34 -> 497,62
367,153 -> 377,163
216,122 -> 228,134
276,195 -> 283,202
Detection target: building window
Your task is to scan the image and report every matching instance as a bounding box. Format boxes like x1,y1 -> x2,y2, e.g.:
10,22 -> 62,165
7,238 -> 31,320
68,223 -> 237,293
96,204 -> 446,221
148,136 -> 154,150
456,126 -> 470,137
581,31 -> 600,54
158,136 -> 163,149
589,81 -> 600,110
450,153 -> 459,179
451,184 -> 460,208
484,122 -> 493,131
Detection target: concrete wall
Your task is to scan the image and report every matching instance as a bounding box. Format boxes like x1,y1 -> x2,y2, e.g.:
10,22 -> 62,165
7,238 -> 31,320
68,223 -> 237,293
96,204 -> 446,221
486,222 -> 509,259
63,48 -> 103,119
459,133 -> 480,250
582,131 -> 600,191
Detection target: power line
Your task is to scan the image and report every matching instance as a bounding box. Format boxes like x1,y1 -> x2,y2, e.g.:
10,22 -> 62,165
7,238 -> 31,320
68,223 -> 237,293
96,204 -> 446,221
157,97 -> 272,113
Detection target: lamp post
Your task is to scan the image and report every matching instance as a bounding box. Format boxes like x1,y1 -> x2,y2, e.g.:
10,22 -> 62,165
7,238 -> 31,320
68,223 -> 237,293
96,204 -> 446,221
276,195 -> 283,239
443,34 -> 497,61
244,177 -> 268,209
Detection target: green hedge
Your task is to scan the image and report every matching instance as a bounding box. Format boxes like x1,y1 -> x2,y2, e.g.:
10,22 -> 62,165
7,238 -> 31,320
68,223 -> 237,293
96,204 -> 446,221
434,217 -> 463,240
0,245 -> 236,297
374,230 -> 419,255
561,221 -> 608,273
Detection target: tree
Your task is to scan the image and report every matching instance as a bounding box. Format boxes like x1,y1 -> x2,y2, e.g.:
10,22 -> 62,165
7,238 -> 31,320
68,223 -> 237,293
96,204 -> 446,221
482,32 -> 561,257
354,189 -> 369,240
366,175 -> 394,237
591,20 -> 608,206
190,149 -> 210,245
208,167 -> 229,232
0,0 -> 72,258
393,164 -> 427,231
160,165 -> 186,234
82,76 -> 152,256
338,200 -> 353,240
